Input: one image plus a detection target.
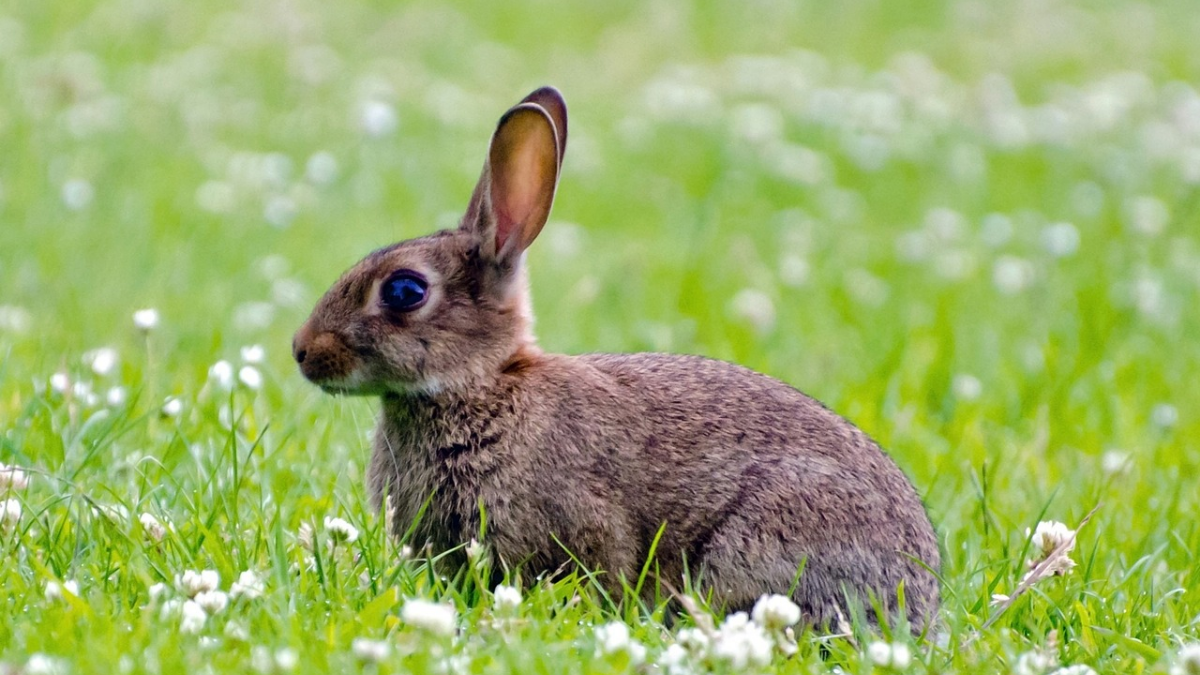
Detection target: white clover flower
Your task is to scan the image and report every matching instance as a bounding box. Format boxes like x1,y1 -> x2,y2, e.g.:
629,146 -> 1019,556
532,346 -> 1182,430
306,152 -> 339,185
176,569 -> 220,597
62,178 -> 94,211
1101,450 -> 1131,475
1028,521 -> 1076,558
402,599 -> 457,636
106,386 -> 127,407
1014,650 -> 1055,675
1126,196 -> 1168,236
251,646 -> 273,674
25,654 -> 67,675
492,584 -> 521,612
84,347 -> 119,376
324,517 -> 359,544
194,590 -> 229,615
730,289 -> 776,333
1171,643 -> 1200,675
658,643 -> 695,675
209,360 -> 235,390
711,612 -> 773,670
238,365 -> 263,390
0,305 -> 32,333
45,579 -> 80,602
993,256 -> 1035,294
1152,403 -> 1178,429
240,344 -> 266,363
147,582 -> 170,604
230,570 -> 265,600
360,100 -> 398,137
0,464 -> 30,491
1042,222 -> 1080,258
1048,666 -> 1096,675
161,397 -> 183,418
676,627 -> 711,655
133,308 -> 160,331
866,641 -> 911,668
594,621 -> 647,665
139,513 -> 167,542
275,648 -> 299,671
297,522 -> 315,551
952,373 -> 983,401
751,594 -> 801,631
351,637 -> 392,662
1,498 -> 21,528
224,620 -> 249,641
180,599 -> 208,633
49,372 -> 70,395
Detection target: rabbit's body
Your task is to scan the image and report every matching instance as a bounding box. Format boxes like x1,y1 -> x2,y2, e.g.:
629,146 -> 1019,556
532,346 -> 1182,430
369,349 -> 939,626
295,87 -> 940,629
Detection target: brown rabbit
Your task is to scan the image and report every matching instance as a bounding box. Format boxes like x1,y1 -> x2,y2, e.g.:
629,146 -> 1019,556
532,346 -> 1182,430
293,87 -> 940,628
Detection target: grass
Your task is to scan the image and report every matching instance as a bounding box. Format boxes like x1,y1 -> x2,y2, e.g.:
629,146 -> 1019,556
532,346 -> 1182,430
2,0 -> 1199,672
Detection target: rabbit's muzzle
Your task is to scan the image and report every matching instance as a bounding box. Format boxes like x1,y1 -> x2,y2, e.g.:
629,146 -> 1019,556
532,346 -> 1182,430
293,324 -> 358,387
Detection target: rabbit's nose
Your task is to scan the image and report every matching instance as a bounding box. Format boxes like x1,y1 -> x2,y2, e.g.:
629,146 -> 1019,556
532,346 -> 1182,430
292,328 -> 311,364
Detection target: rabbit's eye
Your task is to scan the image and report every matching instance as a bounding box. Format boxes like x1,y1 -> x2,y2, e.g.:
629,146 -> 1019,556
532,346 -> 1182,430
381,272 -> 429,312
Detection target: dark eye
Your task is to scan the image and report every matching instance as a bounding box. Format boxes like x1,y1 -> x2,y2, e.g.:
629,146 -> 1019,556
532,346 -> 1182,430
381,272 -> 429,311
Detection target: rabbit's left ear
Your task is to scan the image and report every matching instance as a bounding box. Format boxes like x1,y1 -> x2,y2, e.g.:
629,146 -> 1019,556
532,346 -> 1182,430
463,88 -> 566,261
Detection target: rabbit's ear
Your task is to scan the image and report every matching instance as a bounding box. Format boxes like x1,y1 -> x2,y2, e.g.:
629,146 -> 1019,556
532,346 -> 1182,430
462,95 -> 563,261
520,87 -> 567,172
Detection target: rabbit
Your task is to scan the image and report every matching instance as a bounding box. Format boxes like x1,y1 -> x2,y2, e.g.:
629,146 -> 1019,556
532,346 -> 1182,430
293,86 -> 940,629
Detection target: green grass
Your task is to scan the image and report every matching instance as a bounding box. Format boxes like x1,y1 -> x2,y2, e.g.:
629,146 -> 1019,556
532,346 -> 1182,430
2,0 -> 1199,672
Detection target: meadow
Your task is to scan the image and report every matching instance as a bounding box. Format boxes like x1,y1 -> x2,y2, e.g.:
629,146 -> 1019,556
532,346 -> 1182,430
1,0 -> 1199,672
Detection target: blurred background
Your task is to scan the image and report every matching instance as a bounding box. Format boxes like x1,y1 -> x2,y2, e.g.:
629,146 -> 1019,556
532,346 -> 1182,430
1,0 -> 1199,604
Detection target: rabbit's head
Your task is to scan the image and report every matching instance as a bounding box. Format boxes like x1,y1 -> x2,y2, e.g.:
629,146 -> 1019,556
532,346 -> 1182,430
293,87 -> 567,395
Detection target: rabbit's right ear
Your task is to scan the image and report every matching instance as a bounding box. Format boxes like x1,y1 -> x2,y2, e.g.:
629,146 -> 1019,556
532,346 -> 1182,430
462,89 -> 565,263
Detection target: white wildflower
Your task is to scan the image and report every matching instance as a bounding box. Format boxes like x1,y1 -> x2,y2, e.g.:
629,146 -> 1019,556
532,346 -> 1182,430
49,372 -> 70,395
0,464 -> 30,491
161,397 -> 183,418
1049,666 -> 1096,675
1029,521 -> 1076,558
493,584 -> 521,612
194,590 -> 229,615
751,594 -> 801,631
62,178 -> 94,211
2,498 -> 22,528
401,599 -> 457,636
0,305 -> 32,333
1152,403 -> 1178,429
952,373 -> 983,401
84,347 -> 118,376
224,620 -> 249,641
594,621 -> 647,664
275,648 -> 299,671
297,522 -> 315,551
729,288 -> 776,332
711,612 -> 773,670
209,360 -> 235,390
676,627 -> 711,655
1126,196 -> 1168,236
360,100 -> 398,137
1101,450 -> 1131,475
180,599 -> 208,633
94,503 -> 129,522
176,569 -> 220,597
25,654 -> 67,675
106,386 -> 127,407
147,582 -> 170,604
139,513 -> 167,542
993,256 -> 1035,294
1014,650 -> 1055,675
45,579 -> 80,602
1042,222 -> 1080,258
240,344 -> 265,363
980,213 -> 1013,247
238,365 -> 263,390
306,152 -> 339,185
465,538 -> 486,562
230,570 -> 265,600
133,308 -> 160,331
351,637 -> 392,662
1171,643 -> 1200,675
324,516 -> 359,545
659,643 -> 694,675
866,641 -> 911,668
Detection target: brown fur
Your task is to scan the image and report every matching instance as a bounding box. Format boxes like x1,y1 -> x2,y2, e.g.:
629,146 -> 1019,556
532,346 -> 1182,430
294,87 -> 940,628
